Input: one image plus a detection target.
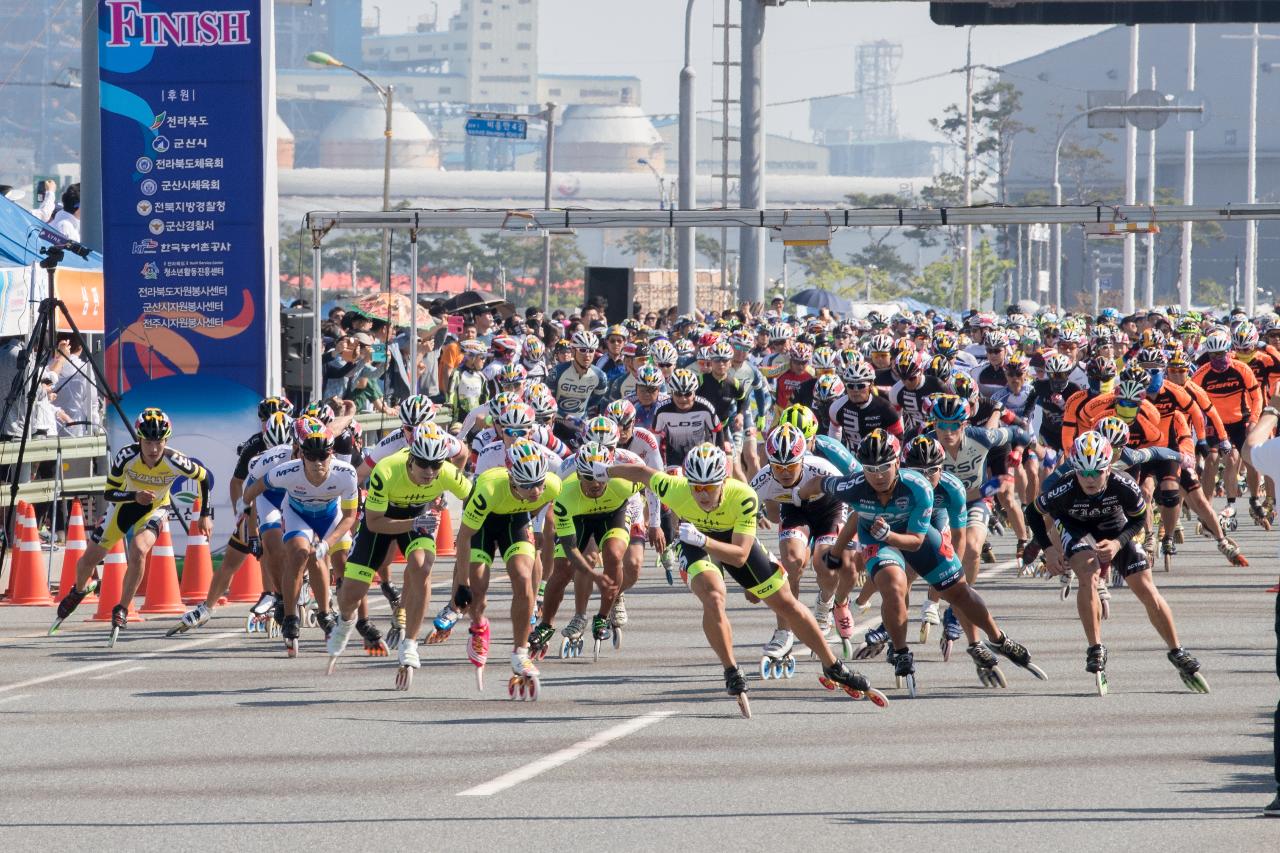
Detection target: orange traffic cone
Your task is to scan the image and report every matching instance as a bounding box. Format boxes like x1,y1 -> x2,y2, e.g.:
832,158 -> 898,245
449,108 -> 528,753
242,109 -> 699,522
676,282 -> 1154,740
140,518 -> 185,614
1,502 -> 54,606
3,501 -> 31,600
435,505 -> 456,557
57,499 -> 91,600
226,550 -> 264,602
90,541 -> 142,622
179,503 -> 221,605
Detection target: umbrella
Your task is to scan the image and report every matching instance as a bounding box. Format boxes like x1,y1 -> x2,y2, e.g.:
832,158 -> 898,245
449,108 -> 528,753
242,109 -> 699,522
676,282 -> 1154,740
789,288 -> 851,314
441,289 -> 507,315
349,292 -> 432,327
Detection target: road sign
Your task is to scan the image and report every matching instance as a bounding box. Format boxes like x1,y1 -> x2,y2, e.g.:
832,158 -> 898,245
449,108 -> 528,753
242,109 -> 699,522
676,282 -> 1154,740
465,117 -> 528,139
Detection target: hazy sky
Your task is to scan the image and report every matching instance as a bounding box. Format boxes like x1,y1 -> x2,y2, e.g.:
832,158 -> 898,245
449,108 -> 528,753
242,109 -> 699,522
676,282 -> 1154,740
372,0 -> 1105,141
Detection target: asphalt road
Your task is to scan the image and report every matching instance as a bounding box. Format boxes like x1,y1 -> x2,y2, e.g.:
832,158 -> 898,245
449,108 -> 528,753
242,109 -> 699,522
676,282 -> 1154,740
1,514 -> 1277,851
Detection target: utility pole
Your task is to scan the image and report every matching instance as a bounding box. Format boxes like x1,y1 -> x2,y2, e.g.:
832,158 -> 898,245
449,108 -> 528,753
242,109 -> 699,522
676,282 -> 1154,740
1122,25 -> 1139,314
677,0 -> 697,315
962,26 -> 975,309
739,0 -> 766,304
541,102 -> 556,313
1180,24 -> 1196,310
1144,66 -> 1157,310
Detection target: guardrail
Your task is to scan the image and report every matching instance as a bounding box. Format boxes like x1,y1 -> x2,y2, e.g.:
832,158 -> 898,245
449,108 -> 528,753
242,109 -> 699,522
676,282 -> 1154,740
0,435 -> 108,509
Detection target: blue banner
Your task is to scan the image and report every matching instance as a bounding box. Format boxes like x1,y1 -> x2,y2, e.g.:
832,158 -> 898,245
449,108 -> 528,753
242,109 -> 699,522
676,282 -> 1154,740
99,0 -> 277,536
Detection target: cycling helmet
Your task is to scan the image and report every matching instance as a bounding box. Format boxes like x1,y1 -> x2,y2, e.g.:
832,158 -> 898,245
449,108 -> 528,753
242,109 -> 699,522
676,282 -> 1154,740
1057,325 -> 1083,345
840,347 -> 863,367
399,394 -> 436,427
1138,328 -> 1166,350
527,385 -> 557,423
571,330 -> 599,351
261,411 -> 293,448
522,335 -> 545,365
778,404 -> 818,441
506,439 -> 549,486
584,416 -> 620,450
814,373 -> 845,403
135,407 -> 172,441
495,402 -> 536,434
1086,356 -> 1117,383
843,360 -> 876,386
635,364 -> 665,387
984,330 -> 1009,350
856,428 -> 900,467
813,347 -> 841,373
1071,431 -> 1114,473
575,441 -> 614,481
683,443 -> 728,484
491,334 -> 520,358
669,368 -> 700,396
902,434 -> 945,470
410,423 -> 453,463
707,340 -> 734,362
650,340 -> 678,366
789,342 -> 813,363
1043,354 -> 1073,376
1167,348 -> 1192,371
257,396 -> 293,422
675,338 -> 695,357
461,339 -> 488,358
924,354 -> 954,384
1232,321 -> 1260,350
605,399 -> 636,429
767,323 -> 793,343
868,334 -> 894,355
866,310 -> 888,329
1201,331 -> 1231,354
496,362 -> 528,391
765,423 -> 807,465
1175,317 -> 1201,338
1094,416 -> 1131,450
933,331 -> 960,358
1118,363 -> 1150,387
1003,357 -> 1030,378
892,350 -> 923,381
606,323 -> 629,341
1116,377 -> 1148,402
301,400 -> 335,424
488,391 -> 524,420
1136,347 -> 1167,369
928,394 -> 970,426
730,329 -> 754,350
294,416 -> 333,457
952,372 -> 978,402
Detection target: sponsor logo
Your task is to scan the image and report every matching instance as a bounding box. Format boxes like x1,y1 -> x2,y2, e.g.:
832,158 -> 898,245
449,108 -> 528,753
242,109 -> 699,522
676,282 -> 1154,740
148,218 -> 165,235
136,200 -> 152,216
140,262 -> 158,280
131,238 -> 158,254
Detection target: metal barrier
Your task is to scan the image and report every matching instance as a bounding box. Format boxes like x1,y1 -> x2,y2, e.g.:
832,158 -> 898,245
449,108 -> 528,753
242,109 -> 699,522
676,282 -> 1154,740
0,435 -> 108,508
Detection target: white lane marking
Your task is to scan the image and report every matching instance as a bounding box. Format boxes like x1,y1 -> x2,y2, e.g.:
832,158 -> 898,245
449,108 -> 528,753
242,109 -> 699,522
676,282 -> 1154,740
0,694 -> 31,705
458,710 -> 677,797
977,558 -> 1020,580
91,665 -> 147,680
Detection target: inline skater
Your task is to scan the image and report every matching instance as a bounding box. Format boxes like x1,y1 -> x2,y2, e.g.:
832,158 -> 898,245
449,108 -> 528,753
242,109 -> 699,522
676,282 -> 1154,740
890,350 -> 944,437
50,408 -> 213,644
653,368 -> 731,463
798,429 -> 1046,694
827,360 -> 902,453
598,443 -> 886,717
1035,431 -> 1208,695
1192,330 -> 1259,528
547,330 -> 609,447
626,363 -> 670,431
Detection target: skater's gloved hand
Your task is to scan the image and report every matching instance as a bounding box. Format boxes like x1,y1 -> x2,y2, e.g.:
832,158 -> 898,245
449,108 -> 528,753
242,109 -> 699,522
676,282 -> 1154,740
313,539 -> 329,560
677,522 -> 706,548
1217,440 -> 1232,455
787,486 -> 804,505
869,516 -> 891,540
589,460 -> 610,481
453,584 -> 473,609
1180,452 -> 1196,471
978,476 -> 1002,498
822,550 -> 843,570
413,511 -> 439,536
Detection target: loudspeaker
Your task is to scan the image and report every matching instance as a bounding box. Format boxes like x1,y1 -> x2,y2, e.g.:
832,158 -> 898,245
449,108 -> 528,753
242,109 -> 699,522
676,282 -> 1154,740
282,310 -> 313,391
584,266 -> 633,325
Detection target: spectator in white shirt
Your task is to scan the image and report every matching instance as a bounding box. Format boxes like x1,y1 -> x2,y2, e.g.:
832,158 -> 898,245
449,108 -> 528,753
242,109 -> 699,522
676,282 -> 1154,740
49,183 -> 80,242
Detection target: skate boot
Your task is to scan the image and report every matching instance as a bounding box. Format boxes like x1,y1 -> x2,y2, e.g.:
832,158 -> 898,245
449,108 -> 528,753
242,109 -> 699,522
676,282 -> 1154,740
1060,569 -> 1074,599
528,621 -> 555,660
250,590 -> 278,616
508,649 -> 541,701
854,623 -> 889,661
918,600 -> 940,643
49,582 -> 95,635
384,604 -> 407,649
1218,505 -> 1238,533
395,638 -> 419,690
167,602 -> 210,637
271,599 -> 286,639
427,603 -> 459,644
814,594 -> 834,638
980,541 -> 996,564
246,591 -> 277,634
356,618 -> 388,657
1249,497 -> 1272,530
1096,574 -> 1111,620
1159,536 -> 1176,571
609,592 -> 628,629
832,599 -> 856,659
316,610 -> 337,640
986,633 -> 1048,680
660,543 -> 679,586
591,614 -> 612,662
968,642 -> 1007,688
107,604 -> 128,648
893,647 -> 917,697
725,665 -> 751,718
535,580 -> 546,622
939,607 -> 962,661
560,613 -> 587,659
469,619 -> 491,691
1217,537 -> 1249,567
281,614 -> 302,658
1167,647 -> 1209,693
379,579 -> 402,609
1015,538 -> 1029,560
325,615 -> 357,673
1018,541 -> 1042,577
819,659 -> 888,706
760,628 -> 796,679
1086,643 -> 1108,695
1263,495 -> 1277,526
1173,521 -> 1185,544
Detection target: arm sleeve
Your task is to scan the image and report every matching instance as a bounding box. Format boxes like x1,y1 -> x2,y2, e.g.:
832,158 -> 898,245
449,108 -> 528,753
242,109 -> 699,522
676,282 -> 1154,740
1244,365 -> 1263,423
732,491 -> 759,536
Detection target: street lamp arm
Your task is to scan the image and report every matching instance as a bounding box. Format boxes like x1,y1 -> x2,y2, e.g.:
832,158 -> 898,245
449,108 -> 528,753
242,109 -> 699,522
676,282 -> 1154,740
684,0 -> 696,68
1052,110 -> 1092,194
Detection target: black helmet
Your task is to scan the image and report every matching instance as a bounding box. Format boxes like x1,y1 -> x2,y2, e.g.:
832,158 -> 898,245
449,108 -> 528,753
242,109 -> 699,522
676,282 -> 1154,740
257,395 -> 293,421
1086,356 -> 1117,383
902,434 -> 945,470
135,407 -> 172,441
856,429 -> 900,467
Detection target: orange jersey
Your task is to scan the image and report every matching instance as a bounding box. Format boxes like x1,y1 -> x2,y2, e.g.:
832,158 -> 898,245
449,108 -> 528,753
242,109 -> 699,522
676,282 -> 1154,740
1238,350 -> 1280,396
1191,360 -> 1260,426
1176,379 -> 1227,441
1065,393 -> 1160,449
1150,383 -> 1203,441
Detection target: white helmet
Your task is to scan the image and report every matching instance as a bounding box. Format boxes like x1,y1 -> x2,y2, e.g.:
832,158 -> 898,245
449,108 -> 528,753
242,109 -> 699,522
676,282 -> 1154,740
1071,431 -> 1114,473
398,394 -> 436,427
571,330 -> 599,351
683,443 -> 728,485
410,423 -> 452,463
574,441 -> 613,481
495,402 -> 536,434
506,439 -> 549,486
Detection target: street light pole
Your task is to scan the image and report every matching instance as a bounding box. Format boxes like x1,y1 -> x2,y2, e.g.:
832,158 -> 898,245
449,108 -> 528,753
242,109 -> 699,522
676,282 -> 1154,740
542,102 -> 557,314
1180,24 -> 1196,310
677,0 -> 697,315
1123,25 -> 1140,315
638,158 -> 668,267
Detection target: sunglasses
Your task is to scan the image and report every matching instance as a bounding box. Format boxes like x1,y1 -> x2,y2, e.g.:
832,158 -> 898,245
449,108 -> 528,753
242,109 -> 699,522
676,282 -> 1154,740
637,385 -> 660,393
848,382 -> 871,391
1077,468 -> 1106,479
933,422 -> 963,432
514,480 -> 545,491
691,483 -> 720,494
770,461 -> 801,473
412,458 -> 443,471
573,347 -> 594,354
301,450 -> 331,462
674,391 -> 694,398
985,348 -> 1004,355
918,465 -> 943,477
656,362 -> 675,369
861,462 -> 895,474
870,351 -> 890,357
503,427 -> 529,438
1117,398 -> 1141,409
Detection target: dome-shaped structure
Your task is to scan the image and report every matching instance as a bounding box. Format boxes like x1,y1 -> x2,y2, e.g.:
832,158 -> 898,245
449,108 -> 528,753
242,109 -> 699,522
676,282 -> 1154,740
554,104 -> 664,174
318,101 -> 440,169
276,114 -> 295,170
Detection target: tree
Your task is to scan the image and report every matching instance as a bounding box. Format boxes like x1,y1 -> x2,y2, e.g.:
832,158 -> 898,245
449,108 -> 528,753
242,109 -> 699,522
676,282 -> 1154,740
1195,277 -> 1227,310
614,229 -> 667,266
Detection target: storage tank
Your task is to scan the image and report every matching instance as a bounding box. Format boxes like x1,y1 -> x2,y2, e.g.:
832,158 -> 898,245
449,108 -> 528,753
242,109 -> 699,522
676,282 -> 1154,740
318,101 -> 440,169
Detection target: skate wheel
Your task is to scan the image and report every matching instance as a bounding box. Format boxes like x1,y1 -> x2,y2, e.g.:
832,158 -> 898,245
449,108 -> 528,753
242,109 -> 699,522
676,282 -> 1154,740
1060,581 -> 1071,601
1095,671 -> 1109,696
326,655 -> 339,675
107,627 -> 121,649
559,637 -> 571,660
1163,552 -> 1171,573
268,620 -> 280,639
736,694 -> 752,718
905,673 -> 917,699
771,660 -> 784,679
592,639 -> 601,663
1100,600 -> 1110,620
1181,672 -> 1210,694
840,638 -> 854,660
992,666 -> 1008,688
940,639 -> 953,662
864,687 -> 889,707
612,628 -> 621,649
527,677 -> 540,701
918,623 -> 931,644
395,667 -> 412,691
306,610 -> 318,628
784,656 -> 796,678
760,657 -> 772,680
165,622 -> 185,638
244,614 -> 255,634
508,676 -> 518,698
818,675 -> 835,691
895,675 -> 904,689
1023,662 -> 1048,681
476,667 -> 485,693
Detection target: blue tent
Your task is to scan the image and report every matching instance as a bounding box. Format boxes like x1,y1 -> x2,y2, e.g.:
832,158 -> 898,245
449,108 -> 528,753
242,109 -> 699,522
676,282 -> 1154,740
0,196 -> 102,269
